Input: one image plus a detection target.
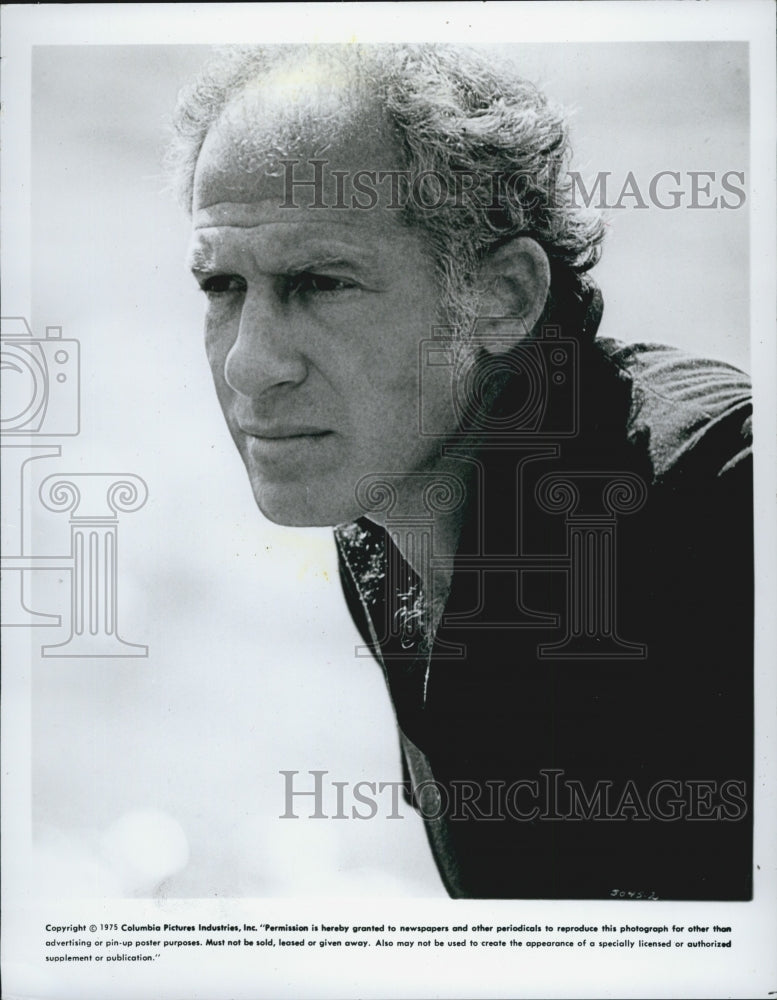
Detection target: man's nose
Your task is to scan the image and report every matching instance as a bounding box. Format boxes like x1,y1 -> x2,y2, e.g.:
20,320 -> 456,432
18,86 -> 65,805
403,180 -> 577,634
223,290 -> 307,397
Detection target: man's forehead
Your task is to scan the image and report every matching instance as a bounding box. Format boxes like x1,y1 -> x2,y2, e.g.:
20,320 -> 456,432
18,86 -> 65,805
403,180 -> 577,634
186,216 -> 387,270
192,74 -> 400,203
191,198 -> 404,234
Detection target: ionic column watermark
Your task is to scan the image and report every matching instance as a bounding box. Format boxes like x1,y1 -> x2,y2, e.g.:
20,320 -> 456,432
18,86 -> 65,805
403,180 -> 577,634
39,473 -> 148,657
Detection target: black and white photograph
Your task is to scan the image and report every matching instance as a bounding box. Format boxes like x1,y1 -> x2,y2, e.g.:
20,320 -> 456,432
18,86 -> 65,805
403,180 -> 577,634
2,3 -> 776,998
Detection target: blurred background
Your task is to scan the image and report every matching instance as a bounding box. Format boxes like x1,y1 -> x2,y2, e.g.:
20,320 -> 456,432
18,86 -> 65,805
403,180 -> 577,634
22,42 -> 748,897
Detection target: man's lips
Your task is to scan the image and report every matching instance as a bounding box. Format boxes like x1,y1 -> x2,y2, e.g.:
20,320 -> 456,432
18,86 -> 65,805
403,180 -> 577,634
238,424 -> 332,440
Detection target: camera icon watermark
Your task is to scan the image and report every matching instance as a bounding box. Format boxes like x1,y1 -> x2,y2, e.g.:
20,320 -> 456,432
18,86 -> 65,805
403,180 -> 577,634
1,315 -> 147,656
419,320 -> 579,440
0,317 -> 79,436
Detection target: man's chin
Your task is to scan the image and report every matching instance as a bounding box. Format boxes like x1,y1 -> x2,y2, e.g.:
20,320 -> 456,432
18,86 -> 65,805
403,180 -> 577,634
249,479 -> 357,529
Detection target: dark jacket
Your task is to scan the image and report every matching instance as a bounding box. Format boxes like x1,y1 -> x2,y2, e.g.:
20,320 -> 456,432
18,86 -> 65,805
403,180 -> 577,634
335,281 -> 752,900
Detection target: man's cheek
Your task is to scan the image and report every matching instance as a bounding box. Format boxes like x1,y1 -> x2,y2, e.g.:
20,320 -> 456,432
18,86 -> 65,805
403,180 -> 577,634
204,330 -> 232,389
204,328 -> 226,365
203,351 -> 238,422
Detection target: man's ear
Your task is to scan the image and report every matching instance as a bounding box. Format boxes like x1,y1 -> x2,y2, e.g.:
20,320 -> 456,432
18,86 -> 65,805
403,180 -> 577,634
474,237 -> 550,355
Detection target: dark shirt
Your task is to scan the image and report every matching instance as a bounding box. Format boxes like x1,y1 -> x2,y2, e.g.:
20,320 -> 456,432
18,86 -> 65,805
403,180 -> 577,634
335,280 -> 752,900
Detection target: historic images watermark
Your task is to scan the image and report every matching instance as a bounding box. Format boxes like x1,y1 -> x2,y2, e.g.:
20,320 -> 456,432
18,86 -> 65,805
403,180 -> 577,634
279,769 -> 748,823
278,160 -> 747,212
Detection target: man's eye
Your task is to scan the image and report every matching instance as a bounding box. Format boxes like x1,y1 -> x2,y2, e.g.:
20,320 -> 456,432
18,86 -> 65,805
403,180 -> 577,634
285,273 -> 356,298
199,274 -> 246,295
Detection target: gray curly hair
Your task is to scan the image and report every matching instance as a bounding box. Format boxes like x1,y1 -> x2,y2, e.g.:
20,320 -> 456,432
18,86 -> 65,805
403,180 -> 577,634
168,43 -> 604,331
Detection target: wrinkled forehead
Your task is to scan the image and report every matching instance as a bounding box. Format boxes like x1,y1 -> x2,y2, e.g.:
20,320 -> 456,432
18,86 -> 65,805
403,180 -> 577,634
192,61 -> 403,211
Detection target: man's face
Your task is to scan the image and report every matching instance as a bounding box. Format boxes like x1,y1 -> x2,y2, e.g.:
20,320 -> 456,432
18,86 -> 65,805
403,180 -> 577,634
188,88 -> 461,527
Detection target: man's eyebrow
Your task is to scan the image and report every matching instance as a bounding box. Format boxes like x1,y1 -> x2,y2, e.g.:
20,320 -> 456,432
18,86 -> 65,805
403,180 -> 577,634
283,255 -> 373,275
